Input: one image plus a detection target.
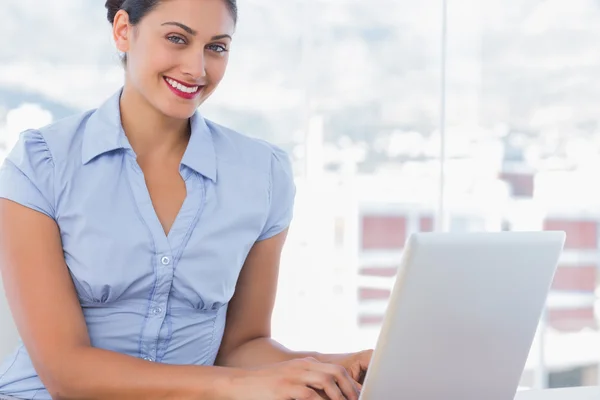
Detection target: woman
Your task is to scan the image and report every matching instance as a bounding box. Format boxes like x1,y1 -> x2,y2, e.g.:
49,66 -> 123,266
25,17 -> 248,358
0,0 -> 372,399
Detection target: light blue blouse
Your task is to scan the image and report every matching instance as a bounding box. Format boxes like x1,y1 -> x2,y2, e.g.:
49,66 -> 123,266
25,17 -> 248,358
0,89 -> 295,399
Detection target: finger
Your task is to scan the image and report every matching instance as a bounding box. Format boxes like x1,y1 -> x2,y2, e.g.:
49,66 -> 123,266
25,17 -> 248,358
359,350 -> 374,369
296,358 -> 359,400
349,362 -> 363,381
302,370 -> 346,400
321,364 -> 360,400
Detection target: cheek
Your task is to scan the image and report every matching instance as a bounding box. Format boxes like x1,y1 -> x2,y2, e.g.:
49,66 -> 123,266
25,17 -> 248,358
147,50 -> 178,77
130,42 -> 176,81
206,57 -> 229,83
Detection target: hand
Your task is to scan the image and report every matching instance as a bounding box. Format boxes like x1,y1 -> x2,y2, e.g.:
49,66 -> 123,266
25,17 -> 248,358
226,357 -> 361,400
324,349 -> 374,386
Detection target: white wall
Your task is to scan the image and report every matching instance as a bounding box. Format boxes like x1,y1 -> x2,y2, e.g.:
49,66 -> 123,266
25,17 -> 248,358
0,280 -> 19,359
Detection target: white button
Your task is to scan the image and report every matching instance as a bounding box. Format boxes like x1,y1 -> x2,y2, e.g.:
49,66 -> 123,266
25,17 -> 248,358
161,256 -> 170,265
143,356 -> 154,362
151,307 -> 162,315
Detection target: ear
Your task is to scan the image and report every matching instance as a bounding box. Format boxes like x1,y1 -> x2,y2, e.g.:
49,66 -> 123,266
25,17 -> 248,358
112,10 -> 132,53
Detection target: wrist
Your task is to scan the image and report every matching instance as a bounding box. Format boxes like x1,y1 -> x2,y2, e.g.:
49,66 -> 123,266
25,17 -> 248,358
210,367 -> 248,400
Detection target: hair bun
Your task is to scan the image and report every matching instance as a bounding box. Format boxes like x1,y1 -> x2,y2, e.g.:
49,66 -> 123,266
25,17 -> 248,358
105,0 -> 126,24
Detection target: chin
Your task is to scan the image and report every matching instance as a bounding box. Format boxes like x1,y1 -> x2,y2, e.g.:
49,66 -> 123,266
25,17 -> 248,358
164,106 -> 198,120
157,99 -> 200,120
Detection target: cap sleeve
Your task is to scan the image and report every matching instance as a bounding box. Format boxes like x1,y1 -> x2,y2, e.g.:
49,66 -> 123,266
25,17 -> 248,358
0,129 -> 56,219
257,146 -> 296,241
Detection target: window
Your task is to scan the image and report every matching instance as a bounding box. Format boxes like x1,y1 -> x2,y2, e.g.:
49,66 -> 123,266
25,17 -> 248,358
443,0 -> 600,389
1,0 -> 598,390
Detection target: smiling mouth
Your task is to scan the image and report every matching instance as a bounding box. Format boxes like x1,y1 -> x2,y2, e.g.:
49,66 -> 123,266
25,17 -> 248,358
164,77 -> 201,94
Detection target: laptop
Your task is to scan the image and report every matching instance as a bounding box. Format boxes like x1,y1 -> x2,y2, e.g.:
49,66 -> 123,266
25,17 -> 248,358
359,231 -> 565,400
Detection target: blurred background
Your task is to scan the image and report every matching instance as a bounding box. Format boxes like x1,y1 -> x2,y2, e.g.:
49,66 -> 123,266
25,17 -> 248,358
1,0 -> 600,391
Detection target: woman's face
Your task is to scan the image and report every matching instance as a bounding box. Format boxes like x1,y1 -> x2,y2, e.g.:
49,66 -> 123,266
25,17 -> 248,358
113,0 -> 235,119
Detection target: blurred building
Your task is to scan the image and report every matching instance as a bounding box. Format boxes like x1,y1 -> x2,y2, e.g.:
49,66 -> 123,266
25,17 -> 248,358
353,160 -> 600,389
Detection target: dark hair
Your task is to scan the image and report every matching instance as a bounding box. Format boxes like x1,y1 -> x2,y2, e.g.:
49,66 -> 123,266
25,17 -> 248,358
105,0 -> 238,26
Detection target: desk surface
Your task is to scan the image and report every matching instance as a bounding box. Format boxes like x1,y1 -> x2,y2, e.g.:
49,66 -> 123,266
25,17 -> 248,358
515,387 -> 600,400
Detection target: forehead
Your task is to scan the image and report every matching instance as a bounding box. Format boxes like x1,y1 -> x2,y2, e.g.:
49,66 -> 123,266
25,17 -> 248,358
145,0 -> 235,35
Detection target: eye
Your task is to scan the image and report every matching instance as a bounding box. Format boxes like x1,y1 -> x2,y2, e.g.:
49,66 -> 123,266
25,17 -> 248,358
207,43 -> 228,54
167,35 -> 186,45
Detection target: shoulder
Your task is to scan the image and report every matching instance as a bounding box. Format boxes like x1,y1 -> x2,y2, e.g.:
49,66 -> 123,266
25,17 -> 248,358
19,109 -> 97,164
0,109 -> 96,218
204,118 -> 292,176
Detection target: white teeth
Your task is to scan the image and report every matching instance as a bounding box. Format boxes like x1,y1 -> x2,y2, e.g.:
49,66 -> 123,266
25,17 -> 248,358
165,78 -> 199,94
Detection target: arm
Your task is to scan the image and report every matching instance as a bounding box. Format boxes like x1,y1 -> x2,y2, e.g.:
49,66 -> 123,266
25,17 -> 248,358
214,229 -> 342,368
0,200 -> 238,400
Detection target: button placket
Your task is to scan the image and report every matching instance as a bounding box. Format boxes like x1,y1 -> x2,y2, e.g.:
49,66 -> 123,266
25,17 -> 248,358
126,160 -> 178,364
136,251 -> 173,363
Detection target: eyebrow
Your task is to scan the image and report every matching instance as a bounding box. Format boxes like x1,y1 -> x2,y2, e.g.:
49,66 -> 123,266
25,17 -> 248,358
161,22 -> 232,41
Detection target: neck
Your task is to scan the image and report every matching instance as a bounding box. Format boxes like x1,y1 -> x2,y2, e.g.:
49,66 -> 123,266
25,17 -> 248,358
119,83 -> 190,159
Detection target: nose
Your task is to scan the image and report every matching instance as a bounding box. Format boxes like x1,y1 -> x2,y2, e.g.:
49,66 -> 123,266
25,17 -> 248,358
182,52 -> 206,80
